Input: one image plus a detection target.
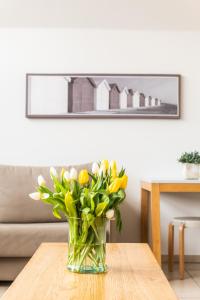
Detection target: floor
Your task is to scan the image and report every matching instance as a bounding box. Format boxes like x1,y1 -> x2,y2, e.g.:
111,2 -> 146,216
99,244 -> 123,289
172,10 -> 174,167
163,263 -> 200,300
1,264 -> 200,299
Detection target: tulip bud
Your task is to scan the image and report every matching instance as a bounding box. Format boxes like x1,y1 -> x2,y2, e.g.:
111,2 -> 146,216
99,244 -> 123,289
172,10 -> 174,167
92,162 -> 99,174
101,160 -> 109,171
108,178 -> 122,194
120,174 -> 128,189
106,209 -> 114,219
109,160 -> 118,178
37,175 -> 46,187
99,164 -> 106,176
109,160 -> 117,171
78,169 -> 89,185
64,170 -> 70,181
29,192 -> 41,201
50,167 -> 58,179
70,168 -> 78,180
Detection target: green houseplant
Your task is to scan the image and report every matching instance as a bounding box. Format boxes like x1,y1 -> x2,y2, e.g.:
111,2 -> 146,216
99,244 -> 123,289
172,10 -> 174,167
29,160 -> 128,273
178,151 -> 200,179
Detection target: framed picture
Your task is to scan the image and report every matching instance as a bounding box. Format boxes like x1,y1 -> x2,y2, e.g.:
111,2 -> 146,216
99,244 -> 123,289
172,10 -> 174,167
26,74 -> 181,119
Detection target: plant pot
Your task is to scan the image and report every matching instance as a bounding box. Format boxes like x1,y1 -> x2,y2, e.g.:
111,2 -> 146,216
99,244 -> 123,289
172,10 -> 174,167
182,163 -> 200,179
67,217 -> 107,274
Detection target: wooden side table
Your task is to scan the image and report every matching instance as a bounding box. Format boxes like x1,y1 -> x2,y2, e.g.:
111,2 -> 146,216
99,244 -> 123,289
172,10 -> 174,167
140,180 -> 200,265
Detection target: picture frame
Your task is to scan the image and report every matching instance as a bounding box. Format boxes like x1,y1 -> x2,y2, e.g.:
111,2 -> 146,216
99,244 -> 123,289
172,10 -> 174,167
26,73 -> 181,119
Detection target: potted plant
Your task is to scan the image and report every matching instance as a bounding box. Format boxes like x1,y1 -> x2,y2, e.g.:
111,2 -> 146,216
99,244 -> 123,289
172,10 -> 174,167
29,160 -> 128,274
178,151 -> 200,179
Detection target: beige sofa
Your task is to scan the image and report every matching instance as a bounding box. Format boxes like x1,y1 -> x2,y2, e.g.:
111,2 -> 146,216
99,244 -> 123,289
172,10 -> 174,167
0,163 -> 91,281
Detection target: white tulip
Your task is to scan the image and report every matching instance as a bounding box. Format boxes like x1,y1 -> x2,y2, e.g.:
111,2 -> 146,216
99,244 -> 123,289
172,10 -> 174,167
50,167 -> 58,179
70,168 -> 78,180
106,209 -> 115,219
64,170 -> 70,181
92,162 -> 99,174
98,165 -> 106,176
29,192 -> 41,201
41,193 -> 49,199
37,175 -> 46,186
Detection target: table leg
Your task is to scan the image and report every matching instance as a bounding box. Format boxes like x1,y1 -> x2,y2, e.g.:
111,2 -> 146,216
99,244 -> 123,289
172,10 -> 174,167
151,184 -> 161,265
140,188 -> 149,242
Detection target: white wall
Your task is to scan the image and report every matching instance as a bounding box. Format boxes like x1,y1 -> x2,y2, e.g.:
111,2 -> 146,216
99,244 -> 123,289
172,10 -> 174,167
1,29 -> 200,255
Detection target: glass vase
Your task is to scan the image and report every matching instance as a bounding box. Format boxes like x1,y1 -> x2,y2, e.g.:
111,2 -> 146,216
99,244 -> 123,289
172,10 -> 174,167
67,216 -> 107,274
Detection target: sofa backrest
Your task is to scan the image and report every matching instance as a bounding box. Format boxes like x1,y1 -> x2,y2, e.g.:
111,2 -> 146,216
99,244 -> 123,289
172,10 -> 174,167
0,163 -> 91,223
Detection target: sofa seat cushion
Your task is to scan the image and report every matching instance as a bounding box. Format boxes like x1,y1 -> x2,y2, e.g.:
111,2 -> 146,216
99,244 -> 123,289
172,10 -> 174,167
0,163 -> 91,223
0,222 -> 68,257
0,257 -> 29,281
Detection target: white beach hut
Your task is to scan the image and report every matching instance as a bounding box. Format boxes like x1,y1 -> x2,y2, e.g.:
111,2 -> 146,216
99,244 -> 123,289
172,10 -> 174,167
145,96 -> 152,107
151,97 -> 156,106
120,87 -> 129,109
133,91 -> 145,108
94,79 -> 110,111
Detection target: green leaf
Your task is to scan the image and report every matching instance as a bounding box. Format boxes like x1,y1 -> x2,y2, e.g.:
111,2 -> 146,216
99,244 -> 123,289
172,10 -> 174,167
88,172 -> 97,183
37,186 -> 52,196
117,189 -> 126,204
118,168 -> 125,177
90,196 -> 95,212
115,206 -> 122,232
52,204 -> 62,219
64,191 -> 77,217
53,192 -> 64,202
95,199 -> 109,217
71,180 -> 79,198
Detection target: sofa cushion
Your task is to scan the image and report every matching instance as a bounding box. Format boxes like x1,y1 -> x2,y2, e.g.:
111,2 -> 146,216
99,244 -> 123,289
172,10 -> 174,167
0,163 -> 91,223
0,222 -> 68,257
0,257 -> 29,281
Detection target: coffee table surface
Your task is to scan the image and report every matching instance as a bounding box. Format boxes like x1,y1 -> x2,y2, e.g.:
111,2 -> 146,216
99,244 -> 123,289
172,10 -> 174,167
2,243 -> 177,300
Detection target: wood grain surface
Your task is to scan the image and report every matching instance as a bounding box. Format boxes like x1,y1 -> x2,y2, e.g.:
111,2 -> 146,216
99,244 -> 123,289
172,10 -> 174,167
2,243 -> 177,300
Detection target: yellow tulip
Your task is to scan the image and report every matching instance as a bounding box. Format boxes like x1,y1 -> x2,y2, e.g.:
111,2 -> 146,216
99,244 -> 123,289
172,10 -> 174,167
101,160 -> 109,171
108,178 -> 122,194
78,169 -> 89,185
111,168 -> 117,179
109,160 -> 117,171
109,160 -> 118,178
120,174 -> 128,189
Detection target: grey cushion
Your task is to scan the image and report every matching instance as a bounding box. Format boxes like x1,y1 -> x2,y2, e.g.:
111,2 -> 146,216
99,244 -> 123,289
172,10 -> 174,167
0,222 -> 68,257
0,163 -> 91,223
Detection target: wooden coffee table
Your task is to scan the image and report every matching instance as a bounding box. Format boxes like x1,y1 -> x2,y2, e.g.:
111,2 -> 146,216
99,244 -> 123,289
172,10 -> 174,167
2,243 -> 177,300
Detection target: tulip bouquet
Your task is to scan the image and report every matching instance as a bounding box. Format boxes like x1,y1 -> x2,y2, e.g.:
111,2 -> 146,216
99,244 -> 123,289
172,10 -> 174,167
29,160 -> 128,273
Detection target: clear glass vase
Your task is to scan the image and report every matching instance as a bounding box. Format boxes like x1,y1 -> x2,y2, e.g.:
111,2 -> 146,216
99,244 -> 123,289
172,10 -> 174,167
67,217 -> 107,274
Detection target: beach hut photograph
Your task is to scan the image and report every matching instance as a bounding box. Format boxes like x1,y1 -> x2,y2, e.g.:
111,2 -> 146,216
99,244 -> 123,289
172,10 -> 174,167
26,74 -> 180,118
